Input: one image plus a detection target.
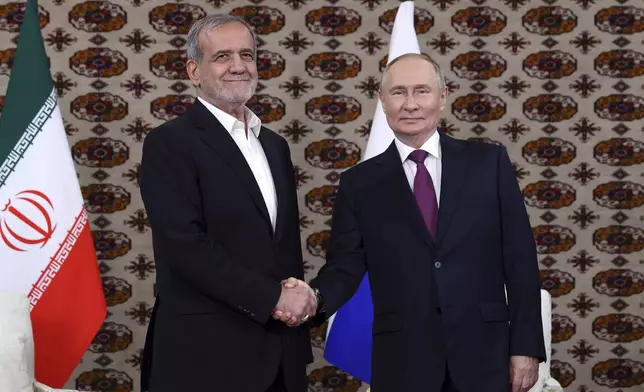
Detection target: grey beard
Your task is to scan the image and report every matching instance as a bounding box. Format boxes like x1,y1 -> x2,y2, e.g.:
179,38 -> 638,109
201,79 -> 257,106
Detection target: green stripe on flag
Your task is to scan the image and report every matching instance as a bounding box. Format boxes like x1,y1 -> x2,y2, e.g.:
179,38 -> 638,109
0,0 -> 55,180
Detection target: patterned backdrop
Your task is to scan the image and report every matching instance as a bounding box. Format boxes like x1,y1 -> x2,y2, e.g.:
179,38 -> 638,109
1,0 -> 643,391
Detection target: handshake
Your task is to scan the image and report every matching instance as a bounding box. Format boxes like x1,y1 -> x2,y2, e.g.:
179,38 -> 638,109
271,277 -> 318,327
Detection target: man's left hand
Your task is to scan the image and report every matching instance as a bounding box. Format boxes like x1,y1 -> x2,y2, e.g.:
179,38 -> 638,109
509,356 -> 538,392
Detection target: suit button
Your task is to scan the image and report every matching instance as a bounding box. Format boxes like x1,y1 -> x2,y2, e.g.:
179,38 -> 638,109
434,261 -> 442,268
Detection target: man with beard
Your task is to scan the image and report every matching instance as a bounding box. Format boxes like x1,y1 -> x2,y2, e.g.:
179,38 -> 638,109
139,14 -> 318,392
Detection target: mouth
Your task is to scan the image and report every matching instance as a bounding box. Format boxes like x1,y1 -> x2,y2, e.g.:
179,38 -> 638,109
223,79 -> 251,82
400,118 -> 423,121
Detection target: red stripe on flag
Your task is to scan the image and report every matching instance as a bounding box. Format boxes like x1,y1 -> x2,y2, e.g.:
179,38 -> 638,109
28,210 -> 106,388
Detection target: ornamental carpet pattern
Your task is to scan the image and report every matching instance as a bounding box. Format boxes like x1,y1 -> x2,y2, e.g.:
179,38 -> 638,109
1,1 -> 643,391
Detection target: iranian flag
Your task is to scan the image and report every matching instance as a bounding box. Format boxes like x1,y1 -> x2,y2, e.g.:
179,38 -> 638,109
0,0 -> 106,387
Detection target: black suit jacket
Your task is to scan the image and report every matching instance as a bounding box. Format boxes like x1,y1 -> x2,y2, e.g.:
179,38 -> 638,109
311,133 -> 545,392
139,100 -> 312,392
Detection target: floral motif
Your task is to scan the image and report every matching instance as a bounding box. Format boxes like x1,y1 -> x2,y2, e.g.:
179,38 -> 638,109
92,231 -> 131,260
71,93 -> 128,122
247,95 -> 286,123
150,95 -> 193,121
522,138 -> 577,166
550,360 -> 576,388
102,276 -> 132,307
149,3 -> 206,35
523,50 -> 577,79
257,50 -> 285,80
306,230 -> 331,259
523,94 -> 578,122
308,366 -> 362,390
452,93 -> 506,122
89,322 -> 133,353
593,181 -> 644,209
594,94 -> 644,121
595,6 -> 644,35
306,52 -> 361,80
82,184 -> 131,214
540,269 -> 575,297
592,313 -> 644,343
595,50 -> 644,78
149,50 -> 188,80
551,314 -> 576,343
594,138 -> 644,166
306,95 -> 361,124
379,7 -> 434,34
523,181 -> 576,209
0,2 -> 49,32
593,269 -> 644,297
305,139 -> 361,169
306,7 -> 361,36
451,7 -> 507,36
0,48 -> 15,76
76,369 -> 133,392
70,48 -> 128,78
69,1 -> 127,32
451,51 -> 506,80
592,359 -> 644,388
523,6 -> 577,35
593,225 -> 644,254
533,225 -> 576,254
231,6 -> 285,35
305,185 -> 338,215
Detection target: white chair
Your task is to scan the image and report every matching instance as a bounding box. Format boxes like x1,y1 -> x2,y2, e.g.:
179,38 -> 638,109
535,289 -> 564,392
0,289 -> 81,392
366,289 -> 562,392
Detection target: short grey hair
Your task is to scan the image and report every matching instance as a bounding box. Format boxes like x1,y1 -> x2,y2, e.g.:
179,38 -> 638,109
186,14 -> 258,64
380,53 -> 446,92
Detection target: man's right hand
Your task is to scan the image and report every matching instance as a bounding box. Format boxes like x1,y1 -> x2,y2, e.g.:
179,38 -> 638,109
272,278 -> 317,326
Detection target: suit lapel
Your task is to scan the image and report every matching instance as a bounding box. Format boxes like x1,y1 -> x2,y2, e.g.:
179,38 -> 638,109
258,130 -> 287,243
436,132 -> 470,246
378,142 -> 434,248
190,100 -> 272,230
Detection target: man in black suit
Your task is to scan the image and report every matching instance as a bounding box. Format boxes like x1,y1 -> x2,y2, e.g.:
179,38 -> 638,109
276,53 -> 546,392
139,14 -> 317,392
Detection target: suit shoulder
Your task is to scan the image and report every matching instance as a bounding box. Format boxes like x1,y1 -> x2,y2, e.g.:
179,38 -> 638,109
260,126 -> 288,144
456,137 -> 505,158
338,150 -> 387,188
144,114 -> 197,146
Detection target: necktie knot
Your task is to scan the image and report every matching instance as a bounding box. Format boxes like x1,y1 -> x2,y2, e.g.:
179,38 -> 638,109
408,150 -> 429,164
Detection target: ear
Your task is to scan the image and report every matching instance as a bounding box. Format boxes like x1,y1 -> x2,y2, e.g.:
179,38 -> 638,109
186,59 -> 200,88
439,86 -> 448,111
379,90 -> 388,114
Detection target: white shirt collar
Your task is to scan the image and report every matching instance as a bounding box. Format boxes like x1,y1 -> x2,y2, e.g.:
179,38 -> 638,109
394,130 -> 441,163
197,96 -> 262,137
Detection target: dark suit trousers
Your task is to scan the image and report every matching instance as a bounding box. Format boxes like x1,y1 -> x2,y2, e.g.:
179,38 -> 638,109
441,367 -> 459,392
266,364 -> 287,392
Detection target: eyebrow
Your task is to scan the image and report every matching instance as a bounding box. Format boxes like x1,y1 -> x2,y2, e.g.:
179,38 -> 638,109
389,84 -> 432,92
211,48 -> 254,59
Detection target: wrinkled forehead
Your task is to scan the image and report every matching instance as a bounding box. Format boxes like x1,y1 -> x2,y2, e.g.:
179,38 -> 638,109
383,58 -> 439,89
199,22 -> 254,54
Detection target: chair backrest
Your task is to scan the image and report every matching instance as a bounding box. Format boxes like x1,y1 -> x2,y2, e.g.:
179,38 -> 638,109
0,290 -> 35,392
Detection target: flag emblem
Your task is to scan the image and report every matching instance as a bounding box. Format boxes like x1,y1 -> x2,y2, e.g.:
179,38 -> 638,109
0,189 -> 56,252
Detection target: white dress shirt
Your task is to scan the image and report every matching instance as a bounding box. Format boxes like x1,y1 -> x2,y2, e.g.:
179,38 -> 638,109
394,130 -> 442,207
198,96 -> 278,230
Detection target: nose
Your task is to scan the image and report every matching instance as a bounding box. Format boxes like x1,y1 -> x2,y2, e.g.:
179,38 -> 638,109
229,53 -> 246,73
403,94 -> 419,111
